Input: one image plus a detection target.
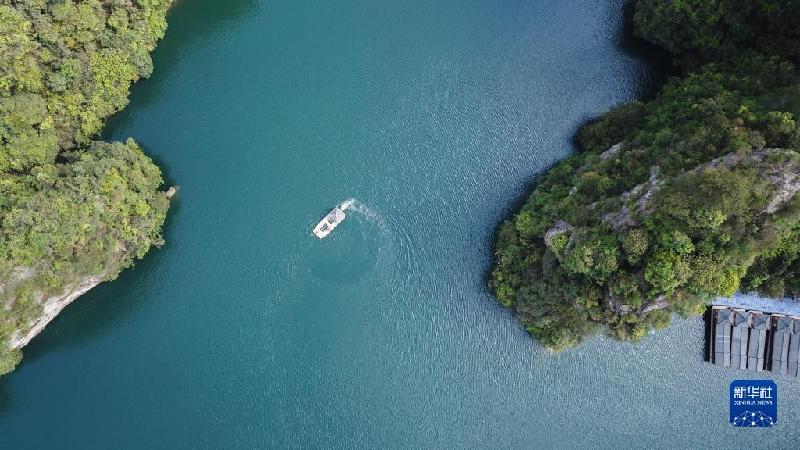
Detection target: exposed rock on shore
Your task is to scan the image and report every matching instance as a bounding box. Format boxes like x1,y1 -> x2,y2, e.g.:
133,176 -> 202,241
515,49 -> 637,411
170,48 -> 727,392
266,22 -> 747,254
10,275 -> 105,350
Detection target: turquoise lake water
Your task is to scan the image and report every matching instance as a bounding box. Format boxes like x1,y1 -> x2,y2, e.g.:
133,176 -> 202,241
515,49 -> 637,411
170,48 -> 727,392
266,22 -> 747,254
1,1 -> 798,448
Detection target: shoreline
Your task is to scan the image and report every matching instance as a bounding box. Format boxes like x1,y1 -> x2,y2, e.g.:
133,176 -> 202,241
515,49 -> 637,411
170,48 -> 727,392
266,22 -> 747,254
8,184 -> 177,353
0,1 -> 177,375
10,276 -> 105,350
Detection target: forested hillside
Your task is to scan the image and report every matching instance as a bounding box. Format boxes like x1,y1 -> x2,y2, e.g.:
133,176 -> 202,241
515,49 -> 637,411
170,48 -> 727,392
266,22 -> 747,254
0,0 -> 173,374
490,0 -> 800,350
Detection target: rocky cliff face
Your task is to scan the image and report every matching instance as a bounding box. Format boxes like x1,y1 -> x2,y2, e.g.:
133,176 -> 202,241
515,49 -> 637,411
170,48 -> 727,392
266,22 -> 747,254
1,183 -> 177,372
9,275 -> 105,350
540,147 -> 800,318
598,148 -> 800,232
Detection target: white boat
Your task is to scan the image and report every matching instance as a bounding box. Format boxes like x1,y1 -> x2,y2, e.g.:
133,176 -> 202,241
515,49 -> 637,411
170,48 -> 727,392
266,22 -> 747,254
312,205 -> 346,239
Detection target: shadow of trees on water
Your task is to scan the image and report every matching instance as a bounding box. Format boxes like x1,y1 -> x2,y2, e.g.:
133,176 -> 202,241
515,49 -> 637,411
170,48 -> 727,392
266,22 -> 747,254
0,0 -> 255,416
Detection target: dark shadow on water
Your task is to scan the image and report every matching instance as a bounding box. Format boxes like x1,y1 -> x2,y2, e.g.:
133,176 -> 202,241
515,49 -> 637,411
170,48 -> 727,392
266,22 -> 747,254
564,1 -> 678,154
103,0 -> 257,140
142,140 -> 178,191
0,171 -> 183,418
1,0 -> 255,414
0,380 -> 11,417
0,125 -> 190,416
0,0 -> 242,376
481,0 -> 678,292
17,197 -> 182,364
617,0 -> 678,100
33,141 -> 179,359
0,281 -> 138,419
14,0 -> 256,361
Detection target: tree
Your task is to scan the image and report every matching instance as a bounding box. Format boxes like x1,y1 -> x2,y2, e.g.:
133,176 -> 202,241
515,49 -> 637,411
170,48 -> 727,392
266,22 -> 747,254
489,0 -> 800,351
622,229 -> 649,264
0,0 -> 174,376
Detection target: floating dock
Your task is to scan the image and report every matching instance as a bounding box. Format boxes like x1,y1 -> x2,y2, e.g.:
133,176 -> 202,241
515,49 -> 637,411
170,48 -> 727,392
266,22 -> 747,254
706,303 -> 800,376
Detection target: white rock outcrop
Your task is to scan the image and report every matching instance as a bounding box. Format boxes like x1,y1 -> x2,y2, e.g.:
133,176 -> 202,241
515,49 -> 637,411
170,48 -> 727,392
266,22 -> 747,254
9,275 -> 105,350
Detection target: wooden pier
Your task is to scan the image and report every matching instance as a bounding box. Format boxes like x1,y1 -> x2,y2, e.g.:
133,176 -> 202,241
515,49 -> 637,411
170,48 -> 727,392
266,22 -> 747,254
707,305 -> 800,376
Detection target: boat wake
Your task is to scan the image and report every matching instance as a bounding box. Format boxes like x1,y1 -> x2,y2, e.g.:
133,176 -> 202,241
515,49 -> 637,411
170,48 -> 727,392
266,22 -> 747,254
303,198 -> 420,291
339,198 -> 388,233
302,198 -> 392,285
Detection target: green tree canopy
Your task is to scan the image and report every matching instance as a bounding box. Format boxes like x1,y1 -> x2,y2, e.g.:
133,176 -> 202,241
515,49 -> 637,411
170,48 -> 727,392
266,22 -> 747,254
490,0 -> 800,350
0,0 -> 173,375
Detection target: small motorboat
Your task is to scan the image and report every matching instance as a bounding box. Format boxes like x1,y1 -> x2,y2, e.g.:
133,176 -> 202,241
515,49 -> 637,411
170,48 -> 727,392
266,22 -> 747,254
312,205 -> 346,239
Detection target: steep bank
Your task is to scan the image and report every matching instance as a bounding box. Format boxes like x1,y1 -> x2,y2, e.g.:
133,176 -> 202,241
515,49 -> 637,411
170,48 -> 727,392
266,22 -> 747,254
489,0 -> 800,350
0,1 -> 175,374
9,274 -> 104,350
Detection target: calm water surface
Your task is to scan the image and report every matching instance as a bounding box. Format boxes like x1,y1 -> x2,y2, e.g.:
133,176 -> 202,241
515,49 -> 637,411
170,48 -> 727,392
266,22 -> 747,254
1,1 -> 797,448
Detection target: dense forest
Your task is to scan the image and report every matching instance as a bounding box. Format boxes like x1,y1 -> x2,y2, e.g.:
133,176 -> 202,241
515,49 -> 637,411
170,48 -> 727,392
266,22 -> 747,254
0,0 -> 173,374
490,0 -> 800,350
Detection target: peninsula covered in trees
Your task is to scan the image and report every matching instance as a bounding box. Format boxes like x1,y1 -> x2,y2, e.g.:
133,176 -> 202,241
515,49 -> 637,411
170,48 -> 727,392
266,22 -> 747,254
490,0 -> 800,350
0,0 -> 174,374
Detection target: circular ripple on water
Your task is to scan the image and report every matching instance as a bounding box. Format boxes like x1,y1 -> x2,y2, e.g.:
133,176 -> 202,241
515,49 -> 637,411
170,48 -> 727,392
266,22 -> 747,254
294,198 -> 416,288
